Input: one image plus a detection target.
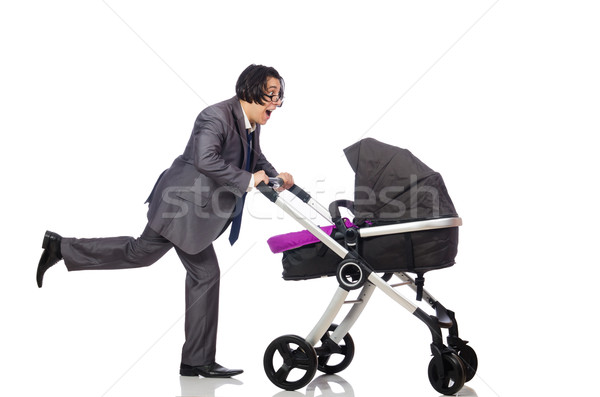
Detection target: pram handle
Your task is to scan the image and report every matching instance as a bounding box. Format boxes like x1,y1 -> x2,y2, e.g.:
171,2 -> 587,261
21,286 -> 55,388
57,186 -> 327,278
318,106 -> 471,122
257,180 -> 333,224
256,181 -> 279,202
256,181 -> 349,258
288,184 -> 311,203
257,179 -> 311,200
268,177 -> 284,188
260,178 -> 313,204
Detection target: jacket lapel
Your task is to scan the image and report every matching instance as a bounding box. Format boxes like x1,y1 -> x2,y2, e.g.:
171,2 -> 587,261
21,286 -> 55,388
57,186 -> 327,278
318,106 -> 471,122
231,97 -> 250,169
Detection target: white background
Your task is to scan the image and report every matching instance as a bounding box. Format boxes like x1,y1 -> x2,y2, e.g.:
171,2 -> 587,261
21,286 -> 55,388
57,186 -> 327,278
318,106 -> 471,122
1,1 -> 599,396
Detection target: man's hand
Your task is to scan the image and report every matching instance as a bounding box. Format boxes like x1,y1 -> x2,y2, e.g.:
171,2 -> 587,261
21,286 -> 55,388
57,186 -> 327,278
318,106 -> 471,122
253,170 -> 269,187
276,172 -> 294,192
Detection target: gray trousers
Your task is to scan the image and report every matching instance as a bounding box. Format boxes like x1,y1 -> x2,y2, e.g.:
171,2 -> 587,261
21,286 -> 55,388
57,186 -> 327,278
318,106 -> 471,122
61,225 -> 220,366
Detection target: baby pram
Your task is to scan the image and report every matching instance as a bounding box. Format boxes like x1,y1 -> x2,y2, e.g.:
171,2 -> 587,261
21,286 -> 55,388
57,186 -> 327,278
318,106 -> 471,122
257,138 -> 477,395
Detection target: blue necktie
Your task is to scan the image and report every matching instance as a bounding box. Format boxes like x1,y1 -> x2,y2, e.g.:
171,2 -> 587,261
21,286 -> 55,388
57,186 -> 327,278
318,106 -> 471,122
229,131 -> 253,245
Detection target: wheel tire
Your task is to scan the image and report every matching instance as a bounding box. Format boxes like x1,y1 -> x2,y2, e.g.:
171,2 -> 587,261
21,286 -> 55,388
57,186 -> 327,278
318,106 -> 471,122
427,353 -> 466,395
456,345 -> 478,382
264,335 -> 318,391
317,324 -> 355,374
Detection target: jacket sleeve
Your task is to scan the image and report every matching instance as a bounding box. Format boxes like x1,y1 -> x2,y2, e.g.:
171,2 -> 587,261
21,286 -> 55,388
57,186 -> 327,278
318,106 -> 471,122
254,152 -> 278,176
192,114 -> 251,197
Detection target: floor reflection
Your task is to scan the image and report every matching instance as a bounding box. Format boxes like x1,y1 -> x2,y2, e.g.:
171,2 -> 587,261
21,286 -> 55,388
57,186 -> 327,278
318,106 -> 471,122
272,374 -> 354,397
442,385 -> 478,397
179,376 -> 243,397
178,374 -> 478,397
271,374 -> 480,397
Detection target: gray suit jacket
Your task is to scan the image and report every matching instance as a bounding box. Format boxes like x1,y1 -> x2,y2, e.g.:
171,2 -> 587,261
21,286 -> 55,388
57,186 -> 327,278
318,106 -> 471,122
146,96 -> 278,254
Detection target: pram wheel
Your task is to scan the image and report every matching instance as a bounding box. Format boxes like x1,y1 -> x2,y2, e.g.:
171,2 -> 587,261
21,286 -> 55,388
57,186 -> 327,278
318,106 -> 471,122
427,352 -> 466,395
316,324 -> 355,374
456,345 -> 478,382
263,334 -> 318,391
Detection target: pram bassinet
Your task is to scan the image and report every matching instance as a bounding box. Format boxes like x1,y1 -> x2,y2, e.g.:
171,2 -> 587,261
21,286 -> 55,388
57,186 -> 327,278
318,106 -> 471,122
270,224 -> 458,280
268,138 -> 459,281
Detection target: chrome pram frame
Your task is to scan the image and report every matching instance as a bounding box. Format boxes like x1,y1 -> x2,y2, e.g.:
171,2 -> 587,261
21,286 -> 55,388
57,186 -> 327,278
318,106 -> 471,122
258,181 -> 477,395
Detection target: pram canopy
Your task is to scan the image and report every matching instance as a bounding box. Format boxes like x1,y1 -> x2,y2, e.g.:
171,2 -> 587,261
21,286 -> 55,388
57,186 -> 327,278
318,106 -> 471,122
344,138 -> 457,226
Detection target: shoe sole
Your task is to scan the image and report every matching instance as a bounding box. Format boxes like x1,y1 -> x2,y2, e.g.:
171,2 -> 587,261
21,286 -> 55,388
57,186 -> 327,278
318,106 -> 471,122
179,368 -> 243,377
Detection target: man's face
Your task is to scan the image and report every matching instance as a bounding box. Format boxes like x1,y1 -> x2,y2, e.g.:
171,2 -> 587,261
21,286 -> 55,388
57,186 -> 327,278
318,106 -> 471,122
245,77 -> 282,125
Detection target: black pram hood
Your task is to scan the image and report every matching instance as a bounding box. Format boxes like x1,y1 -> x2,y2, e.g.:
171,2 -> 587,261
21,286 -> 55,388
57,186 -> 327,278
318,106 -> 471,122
344,138 -> 457,226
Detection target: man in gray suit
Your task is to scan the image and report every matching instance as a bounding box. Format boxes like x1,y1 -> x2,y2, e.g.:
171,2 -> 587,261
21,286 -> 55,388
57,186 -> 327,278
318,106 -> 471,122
36,64 -> 294,378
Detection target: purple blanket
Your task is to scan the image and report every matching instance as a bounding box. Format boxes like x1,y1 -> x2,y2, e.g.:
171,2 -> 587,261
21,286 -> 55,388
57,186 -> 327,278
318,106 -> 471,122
267,219 -> 354,253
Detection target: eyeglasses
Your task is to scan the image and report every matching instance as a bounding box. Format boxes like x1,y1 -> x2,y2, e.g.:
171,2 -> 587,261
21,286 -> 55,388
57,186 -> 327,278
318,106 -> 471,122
263,93 -> 284,105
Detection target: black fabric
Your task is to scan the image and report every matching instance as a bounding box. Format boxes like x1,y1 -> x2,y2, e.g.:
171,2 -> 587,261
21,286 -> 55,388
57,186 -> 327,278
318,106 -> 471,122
281,241 -> 343,280
343,138 -> 457,226
281,227 -> 458,280
360,227 -> 458,273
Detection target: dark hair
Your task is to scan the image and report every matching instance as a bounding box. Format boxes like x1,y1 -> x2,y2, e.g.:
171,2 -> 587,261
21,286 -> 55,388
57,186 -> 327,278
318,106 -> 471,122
235,64 -> 285,106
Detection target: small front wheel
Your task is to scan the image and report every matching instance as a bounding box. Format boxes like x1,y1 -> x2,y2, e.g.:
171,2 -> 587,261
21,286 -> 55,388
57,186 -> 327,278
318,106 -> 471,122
427,353 -> 466,395
264,334 -> 318,391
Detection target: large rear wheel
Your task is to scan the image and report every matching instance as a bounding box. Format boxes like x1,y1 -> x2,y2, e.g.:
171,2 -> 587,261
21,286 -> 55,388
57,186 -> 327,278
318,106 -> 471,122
264,334 -> 318,391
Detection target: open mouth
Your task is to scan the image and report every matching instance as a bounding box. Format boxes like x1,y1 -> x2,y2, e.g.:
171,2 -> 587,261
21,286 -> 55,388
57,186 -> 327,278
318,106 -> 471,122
266,109 -> 273,117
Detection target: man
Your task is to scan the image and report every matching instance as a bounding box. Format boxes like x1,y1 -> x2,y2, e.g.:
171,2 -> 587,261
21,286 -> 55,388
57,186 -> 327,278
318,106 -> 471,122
36,64 -> 293,378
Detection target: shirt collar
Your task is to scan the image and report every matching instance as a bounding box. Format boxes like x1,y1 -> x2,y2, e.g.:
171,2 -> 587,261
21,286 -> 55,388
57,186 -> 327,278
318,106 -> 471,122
240,105 -> 256,134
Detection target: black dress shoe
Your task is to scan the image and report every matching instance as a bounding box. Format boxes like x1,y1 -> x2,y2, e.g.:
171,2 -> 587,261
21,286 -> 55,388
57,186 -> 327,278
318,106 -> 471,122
180,362 -> 243,378
36,231 -> 63,288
